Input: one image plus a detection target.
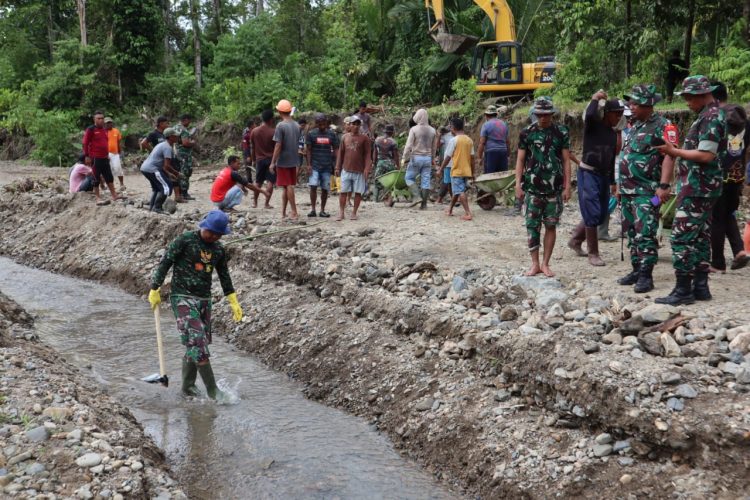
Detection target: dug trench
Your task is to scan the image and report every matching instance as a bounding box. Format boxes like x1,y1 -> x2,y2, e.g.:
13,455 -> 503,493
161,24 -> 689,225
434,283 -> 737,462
1,179 -> 749,499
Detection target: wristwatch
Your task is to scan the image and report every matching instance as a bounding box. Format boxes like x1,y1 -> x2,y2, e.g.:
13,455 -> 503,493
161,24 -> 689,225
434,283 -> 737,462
658,183 -> 670,190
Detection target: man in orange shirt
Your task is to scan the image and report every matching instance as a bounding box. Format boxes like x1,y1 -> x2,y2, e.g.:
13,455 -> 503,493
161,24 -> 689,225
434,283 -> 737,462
105,117 -> 125,193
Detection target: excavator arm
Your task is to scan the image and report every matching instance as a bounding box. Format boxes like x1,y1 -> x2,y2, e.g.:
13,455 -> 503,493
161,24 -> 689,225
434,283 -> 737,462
426,0 -> 517,52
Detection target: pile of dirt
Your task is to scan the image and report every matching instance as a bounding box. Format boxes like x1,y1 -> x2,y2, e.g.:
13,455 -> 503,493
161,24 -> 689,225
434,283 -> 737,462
0,174 -> 747,498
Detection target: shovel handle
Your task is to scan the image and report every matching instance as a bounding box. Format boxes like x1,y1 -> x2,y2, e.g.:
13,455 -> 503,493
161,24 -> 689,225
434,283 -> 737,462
154,307 -> 166,377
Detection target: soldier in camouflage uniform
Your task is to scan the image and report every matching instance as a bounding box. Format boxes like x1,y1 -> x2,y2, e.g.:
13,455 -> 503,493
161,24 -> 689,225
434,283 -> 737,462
514,98 -> 571,277
148,210 -> 244,400
617,84 -> 678,293
655,75 -> 727,305
372,124 -> 400,202
174,114 -> 196,200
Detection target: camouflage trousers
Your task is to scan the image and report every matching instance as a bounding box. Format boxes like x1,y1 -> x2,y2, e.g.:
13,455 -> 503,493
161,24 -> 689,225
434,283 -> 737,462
621,195 -> 660,267
372,159 -> 396,201
178,153 -> 193,194
170,295 -> 212,363
525,193 -> 563,251
670,196 -> 717,273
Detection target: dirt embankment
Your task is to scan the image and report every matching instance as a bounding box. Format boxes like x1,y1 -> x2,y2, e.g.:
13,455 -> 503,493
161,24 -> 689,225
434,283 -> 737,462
0,290 -> 186,499
0,173 -> 748,499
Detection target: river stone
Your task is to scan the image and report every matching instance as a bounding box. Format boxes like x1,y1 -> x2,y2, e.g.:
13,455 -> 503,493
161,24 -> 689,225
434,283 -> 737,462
130,461 -> 144,472
583,342 -> 600,354
595,433 -> 612,445
736,368 -> 750,384
729,331 -> 750,353
451,276 -> 467,293
162,198 -> 177,214
667,397 -> 684,411
593,444 -> 613,457
620,316 -> 645,335
639,304 -> 677,323
639,332 -> 664,356
661,372 -> 682,385
25,462 -> 45,475
42,407 -> 72,420
602,332 -> 623,345
494,390 -> 512,402
67,429 -> 83,441
613,440 -> 631,453
535,289 -> 569,309
25,426 -> 49,443
661,332 -> 682,358
499,306 -> 517,321
675,384 -> 697,399
76,453 -> 102,468
415,398 -> 434,412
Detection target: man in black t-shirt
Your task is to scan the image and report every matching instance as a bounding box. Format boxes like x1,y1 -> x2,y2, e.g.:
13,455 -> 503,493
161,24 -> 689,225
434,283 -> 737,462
306,113 -> 339,217
140,116 -> 170,152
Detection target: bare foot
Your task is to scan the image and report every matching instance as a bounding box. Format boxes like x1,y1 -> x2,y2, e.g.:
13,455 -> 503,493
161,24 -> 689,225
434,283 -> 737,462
444,208 -> 453,216
264,204 -> 274,209
525,265 -> 542,276
335,213 -> 345,221
252,202 -> 258,208
460,214 -> 473,221
350,214 -> 359,220
541,264 -> 556,277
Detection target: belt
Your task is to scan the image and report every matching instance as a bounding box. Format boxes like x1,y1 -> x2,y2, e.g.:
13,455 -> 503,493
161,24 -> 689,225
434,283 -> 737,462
578,162 -> 596,172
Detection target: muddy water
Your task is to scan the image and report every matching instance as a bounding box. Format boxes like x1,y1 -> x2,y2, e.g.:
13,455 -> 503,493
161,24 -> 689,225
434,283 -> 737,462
0,258 -> 456,500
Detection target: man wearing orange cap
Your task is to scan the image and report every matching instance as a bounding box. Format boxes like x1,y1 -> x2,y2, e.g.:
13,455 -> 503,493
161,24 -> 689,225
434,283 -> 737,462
270,99 -> 302,220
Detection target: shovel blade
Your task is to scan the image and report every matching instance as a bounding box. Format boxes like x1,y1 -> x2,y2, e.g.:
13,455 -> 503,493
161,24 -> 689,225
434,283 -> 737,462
142,373 -> 169,387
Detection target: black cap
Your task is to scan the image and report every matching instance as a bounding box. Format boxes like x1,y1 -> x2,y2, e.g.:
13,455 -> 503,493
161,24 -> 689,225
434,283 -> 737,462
603,99 -> 625,113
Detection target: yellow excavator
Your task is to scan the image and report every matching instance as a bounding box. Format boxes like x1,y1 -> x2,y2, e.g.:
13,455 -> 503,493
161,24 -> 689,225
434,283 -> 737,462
425,0 -> 557,94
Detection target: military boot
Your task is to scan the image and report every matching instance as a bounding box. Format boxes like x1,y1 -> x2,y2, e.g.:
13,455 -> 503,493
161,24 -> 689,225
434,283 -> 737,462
420,189 -> 429,210
198,362 -> 226,401
633,264 -> 654,293
152,193 -> 167,214
692,270 -> 712,301
655,271 -> 695,305
617,262 -> 640,285
408,184 -> 421,207
182,358 -> 201,397
598,214 -> 618,242
148,192 -> 158,211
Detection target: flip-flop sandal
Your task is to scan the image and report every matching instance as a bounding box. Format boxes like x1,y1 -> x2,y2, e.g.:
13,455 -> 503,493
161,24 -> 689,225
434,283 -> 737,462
731,255 -> 750,270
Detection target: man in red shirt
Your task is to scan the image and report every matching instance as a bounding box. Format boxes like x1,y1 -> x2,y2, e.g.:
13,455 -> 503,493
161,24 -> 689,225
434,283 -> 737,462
250,109 -> 276,209
82,110 -> 120,205
210,156 -> 268,212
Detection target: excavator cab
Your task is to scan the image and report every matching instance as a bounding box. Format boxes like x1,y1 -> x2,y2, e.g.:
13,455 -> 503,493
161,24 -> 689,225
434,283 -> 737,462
473,41 -> 523,84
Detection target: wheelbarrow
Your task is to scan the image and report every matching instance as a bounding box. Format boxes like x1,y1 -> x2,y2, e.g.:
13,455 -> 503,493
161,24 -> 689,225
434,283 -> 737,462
473,171 -> 516,211
376,169 -> 415,206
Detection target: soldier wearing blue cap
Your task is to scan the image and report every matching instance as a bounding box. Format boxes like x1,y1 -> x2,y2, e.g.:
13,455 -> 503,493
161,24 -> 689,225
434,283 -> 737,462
148,210 -> 244,400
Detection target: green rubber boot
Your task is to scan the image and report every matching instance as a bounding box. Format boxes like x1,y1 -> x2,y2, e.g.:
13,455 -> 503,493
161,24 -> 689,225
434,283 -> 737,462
198,362 -> 226,401
182,359 -> 201,397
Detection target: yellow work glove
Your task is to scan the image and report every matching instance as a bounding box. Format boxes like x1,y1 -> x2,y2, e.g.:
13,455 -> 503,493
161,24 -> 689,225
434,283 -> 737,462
148,289 -> 161,310
227,292 -> 243,322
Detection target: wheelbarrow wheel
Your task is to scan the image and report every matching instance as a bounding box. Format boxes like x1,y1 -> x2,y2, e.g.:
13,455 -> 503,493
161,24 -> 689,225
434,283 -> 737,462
476,190 -> 497,211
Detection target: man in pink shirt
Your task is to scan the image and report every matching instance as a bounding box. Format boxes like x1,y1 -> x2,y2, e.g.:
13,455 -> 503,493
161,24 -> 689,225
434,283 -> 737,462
69,155 -> 94,193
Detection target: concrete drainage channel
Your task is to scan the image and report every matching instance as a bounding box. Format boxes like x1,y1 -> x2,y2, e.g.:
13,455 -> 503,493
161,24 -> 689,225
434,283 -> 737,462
0,258 -> 456,499
0,191 -> 748,498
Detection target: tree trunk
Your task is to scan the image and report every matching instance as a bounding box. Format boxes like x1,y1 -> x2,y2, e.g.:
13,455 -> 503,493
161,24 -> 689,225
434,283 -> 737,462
625,0 -> 631,78
213,0 -> 222,35
163,0 -> 172,65
256,0 -> 264,16
76,0 -> 87,46
683,0 -> 695,69
744,0 -> 750,42
190,0 -> 202,89
46,5 -> 55,60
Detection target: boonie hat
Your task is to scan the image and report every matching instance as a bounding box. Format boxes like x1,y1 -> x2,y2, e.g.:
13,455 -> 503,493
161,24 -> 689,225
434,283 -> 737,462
603,99 -> 625,113
343,116 -> 353,124
624,84 -> 662,106
484,105 -> 498,115
199,210 -> 232,235
532,98 -> 555,115
163,127 -> 179,138
676,75 -> 718,96
104,117 -> 114,124
276,99 -> 293,113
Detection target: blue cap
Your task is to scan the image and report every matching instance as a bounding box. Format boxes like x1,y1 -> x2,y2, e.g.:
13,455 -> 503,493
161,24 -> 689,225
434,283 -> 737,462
198,210 -> 232,235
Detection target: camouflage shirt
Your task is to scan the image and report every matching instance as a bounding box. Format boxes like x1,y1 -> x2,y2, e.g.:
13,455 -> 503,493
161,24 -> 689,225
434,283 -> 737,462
677,101 -> 727,198
518,123 -> 569,195
151,231 -> 234,299
173,123 -> 193,157
619,113 -> 674,195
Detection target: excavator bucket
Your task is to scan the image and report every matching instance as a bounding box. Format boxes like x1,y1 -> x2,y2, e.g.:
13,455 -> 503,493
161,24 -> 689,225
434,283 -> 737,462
432,33 -> 478,54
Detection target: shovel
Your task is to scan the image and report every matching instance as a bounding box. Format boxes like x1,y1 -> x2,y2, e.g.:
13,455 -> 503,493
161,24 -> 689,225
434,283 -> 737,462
142,307 -> 169,387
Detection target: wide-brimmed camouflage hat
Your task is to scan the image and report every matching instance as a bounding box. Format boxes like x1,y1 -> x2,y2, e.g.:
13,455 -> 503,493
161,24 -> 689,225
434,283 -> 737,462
484,105 -> 498,115
675,75 -> 717,96
532,97 -> 555,115
623,84 -> 662,106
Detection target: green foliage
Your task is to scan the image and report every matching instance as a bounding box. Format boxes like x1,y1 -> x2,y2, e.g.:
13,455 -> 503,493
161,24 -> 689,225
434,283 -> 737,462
694,46 -> 750,101
144,64 -> 208,117
451,77 -> 480,118
207,16 -> 277,82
